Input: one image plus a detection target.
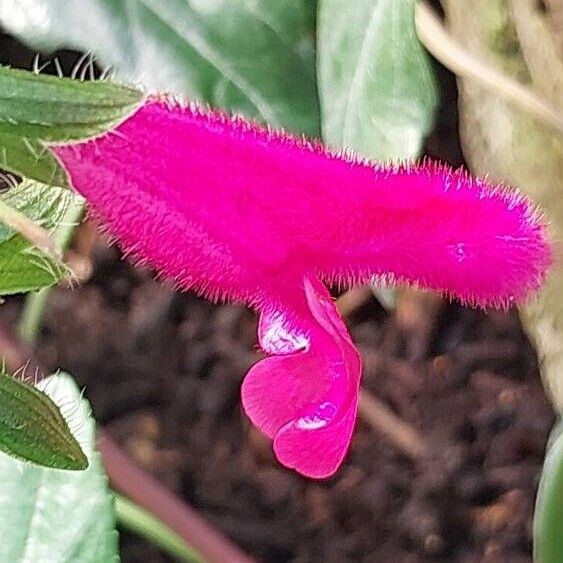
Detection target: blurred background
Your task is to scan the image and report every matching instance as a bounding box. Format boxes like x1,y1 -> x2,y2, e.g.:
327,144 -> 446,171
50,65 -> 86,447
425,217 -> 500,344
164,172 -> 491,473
0,1 -> 561,562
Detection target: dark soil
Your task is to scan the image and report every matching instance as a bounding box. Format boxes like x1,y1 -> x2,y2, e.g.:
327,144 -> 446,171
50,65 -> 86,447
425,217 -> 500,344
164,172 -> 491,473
0,24 -> 555,563
0,242 -> 553,563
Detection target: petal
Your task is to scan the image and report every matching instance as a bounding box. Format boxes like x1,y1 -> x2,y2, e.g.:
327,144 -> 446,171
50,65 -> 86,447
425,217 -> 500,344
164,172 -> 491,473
241,278 -> 361,478
273,402 -> 357,479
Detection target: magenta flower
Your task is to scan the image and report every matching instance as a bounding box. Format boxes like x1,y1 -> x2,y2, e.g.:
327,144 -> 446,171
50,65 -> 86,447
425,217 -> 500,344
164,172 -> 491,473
52,97 -> 550,478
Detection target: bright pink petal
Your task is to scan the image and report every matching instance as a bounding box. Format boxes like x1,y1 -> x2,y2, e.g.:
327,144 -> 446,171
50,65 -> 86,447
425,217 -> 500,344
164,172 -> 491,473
241,278 -> 360,478
51,98 -> 550,311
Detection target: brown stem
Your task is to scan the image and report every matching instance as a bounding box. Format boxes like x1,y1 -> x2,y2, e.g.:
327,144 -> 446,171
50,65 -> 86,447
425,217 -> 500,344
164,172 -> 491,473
0,326 -> 255,563
336,289 -> 430,461
415,0 -> 563,135
100,431 -> 255,563
358,390 -> 427,460
335,285 -> 373,317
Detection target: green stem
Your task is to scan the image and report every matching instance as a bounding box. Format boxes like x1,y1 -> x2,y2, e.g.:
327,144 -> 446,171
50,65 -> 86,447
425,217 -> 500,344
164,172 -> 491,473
18,198 -> 85,343
534,421 -> 563,563
114,494 -> 204,563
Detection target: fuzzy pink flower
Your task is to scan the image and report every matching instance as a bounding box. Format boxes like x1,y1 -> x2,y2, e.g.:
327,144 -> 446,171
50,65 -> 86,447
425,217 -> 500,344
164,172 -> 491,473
51,98 -> 550,478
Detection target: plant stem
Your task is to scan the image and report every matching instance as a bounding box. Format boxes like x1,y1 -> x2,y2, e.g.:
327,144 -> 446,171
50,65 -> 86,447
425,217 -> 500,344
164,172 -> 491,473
534,421 -> 563,563
415,1 -> 563,135
18,197 -> 85,343
114,494 -> 204,563
0,197 -> 57,257
101,432 -> 255,563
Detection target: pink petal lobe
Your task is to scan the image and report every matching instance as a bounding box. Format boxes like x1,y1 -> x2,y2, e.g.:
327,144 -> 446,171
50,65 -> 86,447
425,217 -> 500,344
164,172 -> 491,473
241,278 -> 361,478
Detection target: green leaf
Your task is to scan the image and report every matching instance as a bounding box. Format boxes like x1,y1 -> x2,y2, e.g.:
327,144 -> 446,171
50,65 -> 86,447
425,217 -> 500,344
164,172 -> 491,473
0,179 -> 76,295
0,65 -> 143,141
0,369 -> 87,469
0,65 -> 142,186
534,419 -> 563,563
0,0 -> 320,136
317,0 -> 438,160
0,372 -> 118,562
0,133 -> 70,187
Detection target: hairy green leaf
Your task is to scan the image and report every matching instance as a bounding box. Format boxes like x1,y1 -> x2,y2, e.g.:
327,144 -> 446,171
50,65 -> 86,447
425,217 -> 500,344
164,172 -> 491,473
0,0 -> 319,135
0,372 -> 118,562
0,65 -> 141,186
0,179 -> 77,295
318,0 -> 437,160
0,369 -> 87,469
0,65 -> 143,141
